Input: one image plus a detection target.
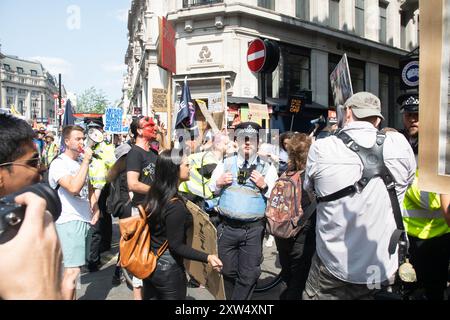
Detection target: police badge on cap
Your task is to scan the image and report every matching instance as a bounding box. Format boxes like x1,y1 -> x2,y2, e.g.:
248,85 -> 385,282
397,93 -> 419,113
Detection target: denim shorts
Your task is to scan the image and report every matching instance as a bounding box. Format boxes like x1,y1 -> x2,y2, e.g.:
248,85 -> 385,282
56,220 -> 90,268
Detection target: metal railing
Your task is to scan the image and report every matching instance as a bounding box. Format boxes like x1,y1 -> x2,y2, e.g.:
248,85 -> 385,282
183,0 -> 223,8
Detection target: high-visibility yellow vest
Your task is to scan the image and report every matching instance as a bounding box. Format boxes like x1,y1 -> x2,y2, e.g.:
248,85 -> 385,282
89,142 -> 116,190
402,169 -> 450,239
178,151 -> 218,199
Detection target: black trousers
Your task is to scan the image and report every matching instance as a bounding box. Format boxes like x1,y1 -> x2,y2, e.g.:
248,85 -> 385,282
217,221 -> 265,300
275,215 -> 316,300
408,232 -> 450,300
87,209 -> 112,265
143,251 -> 187,300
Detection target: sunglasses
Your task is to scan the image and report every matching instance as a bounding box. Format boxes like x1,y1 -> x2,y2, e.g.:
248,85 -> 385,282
0,157 -> 42,170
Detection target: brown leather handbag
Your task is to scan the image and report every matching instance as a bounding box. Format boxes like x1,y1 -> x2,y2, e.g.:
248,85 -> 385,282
119,205 -> 168,279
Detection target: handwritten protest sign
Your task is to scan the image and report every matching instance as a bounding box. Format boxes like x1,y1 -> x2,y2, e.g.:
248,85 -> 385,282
104,108 -> 124,134
248,103 -> 269,125
184,201 -> 225,300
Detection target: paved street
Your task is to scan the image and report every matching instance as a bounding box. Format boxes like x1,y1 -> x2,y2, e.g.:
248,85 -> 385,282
78,219 -> 285,300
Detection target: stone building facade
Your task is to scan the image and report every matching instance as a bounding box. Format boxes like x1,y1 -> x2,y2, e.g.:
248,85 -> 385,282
124,0 -> 419,130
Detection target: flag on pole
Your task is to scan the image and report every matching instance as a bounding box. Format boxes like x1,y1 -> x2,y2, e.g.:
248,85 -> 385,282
59,99 -> 75,153
175,77 -> 198,137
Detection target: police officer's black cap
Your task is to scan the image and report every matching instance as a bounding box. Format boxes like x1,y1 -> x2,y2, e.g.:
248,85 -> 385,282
235,122 -> 261,136
84,117 -> 104,128
397,93 -> 419,113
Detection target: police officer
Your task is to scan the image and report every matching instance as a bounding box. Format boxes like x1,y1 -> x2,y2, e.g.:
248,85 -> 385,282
85,118 -> 116,272
398,93 -> 419,154
209,122 -> 278,300
397,93 -> 450,300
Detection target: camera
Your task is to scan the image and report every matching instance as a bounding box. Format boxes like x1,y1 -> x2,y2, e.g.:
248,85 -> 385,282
237,164 -> 256,185
0,183 -> 61,240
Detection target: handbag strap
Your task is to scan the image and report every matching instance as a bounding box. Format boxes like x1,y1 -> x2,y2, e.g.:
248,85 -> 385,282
156,241 -> 169,257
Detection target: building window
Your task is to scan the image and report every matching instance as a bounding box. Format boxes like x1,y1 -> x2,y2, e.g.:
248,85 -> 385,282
18,89 -> 27,95
379,1 -> 388,43
7,97 -> 14,107
258,0 -> 275,10
329,0 -> 340,29
355,0 -> 364,37
3,64 -> 11,71
275,43 -> 310,99
401,12 -> 407,49
296,0 -> 309,20
19,100 -> 25,115
379,66 -> 401,128
17,67 -> 24,74
31,70 -> 37,76
20,77 -> 25,84
6,87 -> 15,94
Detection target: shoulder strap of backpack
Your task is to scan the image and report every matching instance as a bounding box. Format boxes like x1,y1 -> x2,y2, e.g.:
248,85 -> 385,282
316,131 -> 388,202
316,130 -> 407,256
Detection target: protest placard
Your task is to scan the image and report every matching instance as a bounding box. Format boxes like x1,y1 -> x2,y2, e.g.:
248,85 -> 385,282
330,53 -> 353,107
104,107 -> 123,134
248,103 -> 269,125
208,93 -> 223,113
184,201 -> 226,300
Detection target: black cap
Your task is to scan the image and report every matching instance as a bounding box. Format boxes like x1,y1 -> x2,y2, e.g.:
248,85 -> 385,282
235,122 -> 262,136
397,93 -> 419,113
85,117 -> 104,129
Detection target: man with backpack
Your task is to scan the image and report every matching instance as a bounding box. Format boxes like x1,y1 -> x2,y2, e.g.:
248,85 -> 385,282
209,122 -> 278,300
302,92 -> 416,299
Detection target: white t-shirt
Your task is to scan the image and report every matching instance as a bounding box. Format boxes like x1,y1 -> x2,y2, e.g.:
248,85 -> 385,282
49,153 -> 92,224
304,121 -> 416,284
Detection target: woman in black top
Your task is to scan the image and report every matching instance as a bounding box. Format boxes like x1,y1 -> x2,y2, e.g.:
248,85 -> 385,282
143,149 -> 223,300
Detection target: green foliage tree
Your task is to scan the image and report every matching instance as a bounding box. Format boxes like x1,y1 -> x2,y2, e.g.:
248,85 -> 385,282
76,87 -> 109,113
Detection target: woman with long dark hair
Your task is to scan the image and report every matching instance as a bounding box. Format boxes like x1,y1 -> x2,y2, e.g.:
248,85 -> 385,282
143,149 -> 223,300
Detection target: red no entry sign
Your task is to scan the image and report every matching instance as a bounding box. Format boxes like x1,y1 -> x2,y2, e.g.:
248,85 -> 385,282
247,39 -> 266,73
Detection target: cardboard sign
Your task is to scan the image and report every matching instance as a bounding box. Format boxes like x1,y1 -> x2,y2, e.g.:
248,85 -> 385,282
184,201 -> 226,300
104,108 -> 123,134
330,53 -> 353,107
248,103 -> 269,124
152,88 -> 167,112
208,93 -> 223,113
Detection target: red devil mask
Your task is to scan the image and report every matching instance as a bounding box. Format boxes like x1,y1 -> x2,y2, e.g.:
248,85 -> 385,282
139,117 -> 157,141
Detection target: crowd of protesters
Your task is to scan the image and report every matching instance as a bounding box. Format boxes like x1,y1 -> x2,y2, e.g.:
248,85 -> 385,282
0,88 -> 449,301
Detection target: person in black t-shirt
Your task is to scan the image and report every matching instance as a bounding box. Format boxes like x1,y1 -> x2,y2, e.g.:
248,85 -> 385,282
142,149 -> 223,300
126,116 -> 158,207
125,116 -> 159,299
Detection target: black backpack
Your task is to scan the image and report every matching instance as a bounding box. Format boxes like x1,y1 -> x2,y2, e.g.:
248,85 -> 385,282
106,172 -> 130,218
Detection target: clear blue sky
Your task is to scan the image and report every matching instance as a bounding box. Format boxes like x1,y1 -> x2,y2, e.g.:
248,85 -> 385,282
0,0 -> 130,104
